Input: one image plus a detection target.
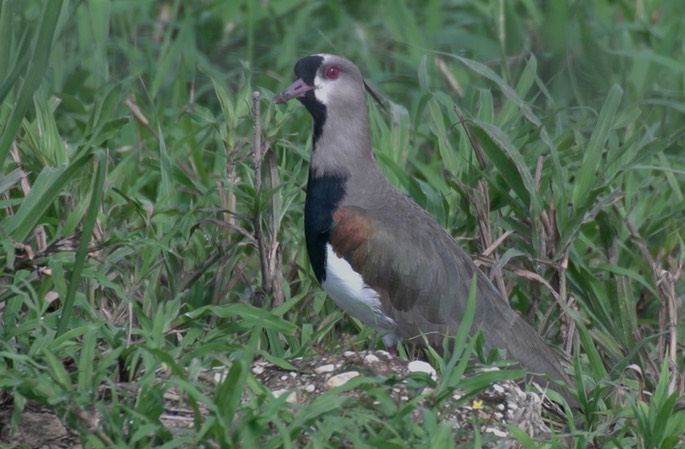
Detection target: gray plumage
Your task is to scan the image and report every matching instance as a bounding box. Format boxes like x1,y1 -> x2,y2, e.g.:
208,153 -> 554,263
275,54 -> 575,405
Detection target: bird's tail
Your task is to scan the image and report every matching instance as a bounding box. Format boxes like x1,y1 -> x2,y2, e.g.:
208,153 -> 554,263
488,307 -> 577,408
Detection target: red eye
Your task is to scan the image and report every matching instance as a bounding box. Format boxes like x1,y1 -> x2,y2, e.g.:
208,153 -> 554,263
324,65 -> 340,80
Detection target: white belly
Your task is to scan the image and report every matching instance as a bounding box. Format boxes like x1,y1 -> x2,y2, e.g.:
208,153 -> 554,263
321,244 -> 398,343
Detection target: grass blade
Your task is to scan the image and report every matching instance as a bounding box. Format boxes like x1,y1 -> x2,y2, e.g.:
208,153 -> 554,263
572,84 -> 623,207
0,0 -> 63,164
56,150 -> 107,335
1,154 -> 93,241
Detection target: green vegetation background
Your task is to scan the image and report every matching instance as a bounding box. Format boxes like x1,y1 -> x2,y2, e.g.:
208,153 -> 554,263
1,0 -> 684,447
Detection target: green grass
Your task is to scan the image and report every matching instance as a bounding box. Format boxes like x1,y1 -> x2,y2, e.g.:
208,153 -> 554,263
1,0 -> 684,447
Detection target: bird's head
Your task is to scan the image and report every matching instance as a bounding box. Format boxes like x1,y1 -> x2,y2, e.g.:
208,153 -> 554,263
274,54 -> 381,176
274,54 -> 366,114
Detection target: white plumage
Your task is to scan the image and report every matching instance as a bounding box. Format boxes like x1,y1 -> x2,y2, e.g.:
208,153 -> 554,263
322,244 -> 398,345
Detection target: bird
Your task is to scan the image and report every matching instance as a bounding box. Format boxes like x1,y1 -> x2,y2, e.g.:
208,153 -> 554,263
274,53 -> 575,405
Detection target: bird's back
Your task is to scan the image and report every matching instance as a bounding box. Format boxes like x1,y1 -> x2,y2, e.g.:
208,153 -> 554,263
342,182 -> 574,392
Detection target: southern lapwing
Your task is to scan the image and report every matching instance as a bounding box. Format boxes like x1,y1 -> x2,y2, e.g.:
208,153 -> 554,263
274,54 -> 575,404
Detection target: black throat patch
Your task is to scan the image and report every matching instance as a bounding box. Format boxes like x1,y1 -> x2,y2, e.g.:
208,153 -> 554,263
294,55 -> 326,142
300,95 -> 326,143
294,55 -> 343,283
304,172 -> 347,283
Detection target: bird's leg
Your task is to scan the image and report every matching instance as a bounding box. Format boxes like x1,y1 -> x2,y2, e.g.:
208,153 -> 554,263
382,334 -> 399,356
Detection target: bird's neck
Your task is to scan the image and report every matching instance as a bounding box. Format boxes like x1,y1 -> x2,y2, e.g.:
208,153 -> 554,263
309,111 -> 375,180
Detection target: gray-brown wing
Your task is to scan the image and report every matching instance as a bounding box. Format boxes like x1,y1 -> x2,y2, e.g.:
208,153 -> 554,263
330,204 -> 575,401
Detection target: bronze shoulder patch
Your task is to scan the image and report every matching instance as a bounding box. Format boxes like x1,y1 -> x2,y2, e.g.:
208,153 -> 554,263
330,206 -> 373,258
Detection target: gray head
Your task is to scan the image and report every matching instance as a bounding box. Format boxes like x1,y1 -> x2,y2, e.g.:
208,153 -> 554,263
274,54 -> 374,177
274,54 -> 366,113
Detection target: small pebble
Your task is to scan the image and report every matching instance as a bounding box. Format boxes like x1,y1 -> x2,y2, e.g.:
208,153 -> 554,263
326,371 -> 359,388
314,364 -> 335,374
485,427 -> 508,438
407,360 -> 437,380
272,389 -> 298,404
363,354 -> 379,364
213,369 -> 228,383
